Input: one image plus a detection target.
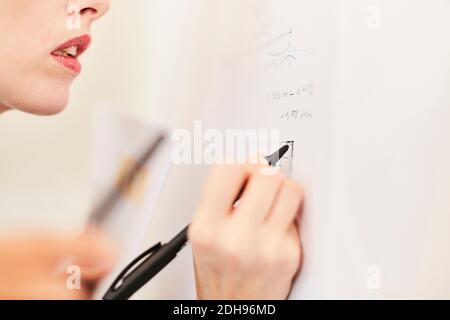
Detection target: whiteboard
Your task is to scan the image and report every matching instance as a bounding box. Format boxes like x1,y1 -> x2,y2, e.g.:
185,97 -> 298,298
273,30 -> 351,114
141,0 -> 450,299
200,0 -> 337,299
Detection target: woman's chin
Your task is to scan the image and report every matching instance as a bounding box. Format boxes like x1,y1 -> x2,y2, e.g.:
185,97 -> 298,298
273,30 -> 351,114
18,102 -> 67,116
11,91 -> 70,116
32,102 -> 68,116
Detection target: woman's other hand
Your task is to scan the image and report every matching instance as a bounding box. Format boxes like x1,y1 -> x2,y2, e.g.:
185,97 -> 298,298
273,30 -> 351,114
0,231 -> 116,299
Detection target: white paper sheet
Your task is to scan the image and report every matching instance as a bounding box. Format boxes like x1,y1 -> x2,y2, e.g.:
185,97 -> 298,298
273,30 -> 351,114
90,107 -> 172,299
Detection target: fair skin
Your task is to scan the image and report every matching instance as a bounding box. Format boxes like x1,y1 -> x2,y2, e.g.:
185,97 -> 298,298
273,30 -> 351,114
190,164 -> 303,299
0,0 -> 303,300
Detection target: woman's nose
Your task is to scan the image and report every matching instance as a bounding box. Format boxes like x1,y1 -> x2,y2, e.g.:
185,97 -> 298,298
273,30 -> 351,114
73,0 -> 111,22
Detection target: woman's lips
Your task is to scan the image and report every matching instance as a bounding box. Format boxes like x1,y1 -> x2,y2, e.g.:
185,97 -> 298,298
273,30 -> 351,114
51,35 -> 91,74
52,55 -> 82,74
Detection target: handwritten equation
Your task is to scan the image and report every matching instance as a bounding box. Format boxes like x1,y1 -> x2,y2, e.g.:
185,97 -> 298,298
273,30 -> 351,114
266,81 -> 315,121
267,81 -> 314,102
280,108 -> 312,121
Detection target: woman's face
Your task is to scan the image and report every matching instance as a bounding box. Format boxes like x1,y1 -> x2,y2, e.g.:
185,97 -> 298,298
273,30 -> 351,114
0,0 -> 110,115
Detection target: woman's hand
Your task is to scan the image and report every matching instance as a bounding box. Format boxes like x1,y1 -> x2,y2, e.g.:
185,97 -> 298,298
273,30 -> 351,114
0,231 -> 116,300
189,163 -> 303,300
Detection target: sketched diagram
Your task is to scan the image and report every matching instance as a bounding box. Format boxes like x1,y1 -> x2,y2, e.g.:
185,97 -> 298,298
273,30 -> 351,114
263,26 -> 314,69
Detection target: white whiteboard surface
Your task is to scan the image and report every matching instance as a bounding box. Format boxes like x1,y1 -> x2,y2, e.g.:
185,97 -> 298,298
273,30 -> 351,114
141,0 -> 450,299
200,0 -> 338,299
328,0 -> 450,298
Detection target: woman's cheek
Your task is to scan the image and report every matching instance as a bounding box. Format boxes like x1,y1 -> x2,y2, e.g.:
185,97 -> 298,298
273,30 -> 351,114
0,0 -> 74,115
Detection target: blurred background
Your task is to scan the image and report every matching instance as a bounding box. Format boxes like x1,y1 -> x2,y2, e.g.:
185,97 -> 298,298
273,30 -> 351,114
0,0 -> 213,298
